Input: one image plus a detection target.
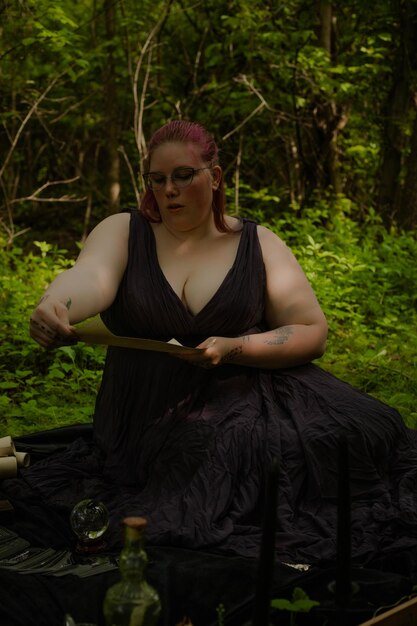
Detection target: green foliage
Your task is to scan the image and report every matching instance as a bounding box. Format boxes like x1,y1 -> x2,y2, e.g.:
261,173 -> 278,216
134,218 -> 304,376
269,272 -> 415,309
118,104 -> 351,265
0,236 -> 105,436
2,0 -> 416,242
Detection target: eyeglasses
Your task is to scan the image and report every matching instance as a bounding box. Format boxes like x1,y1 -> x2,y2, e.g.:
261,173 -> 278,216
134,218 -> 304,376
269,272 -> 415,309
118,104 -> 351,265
143,166 -> 211,191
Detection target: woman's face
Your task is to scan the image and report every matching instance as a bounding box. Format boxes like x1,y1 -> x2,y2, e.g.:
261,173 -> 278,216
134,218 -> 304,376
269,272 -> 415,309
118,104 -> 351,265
148,141 -> 221,232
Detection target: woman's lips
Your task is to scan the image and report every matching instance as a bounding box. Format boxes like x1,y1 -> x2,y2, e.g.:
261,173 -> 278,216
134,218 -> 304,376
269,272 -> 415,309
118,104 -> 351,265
167,204 -> 183,210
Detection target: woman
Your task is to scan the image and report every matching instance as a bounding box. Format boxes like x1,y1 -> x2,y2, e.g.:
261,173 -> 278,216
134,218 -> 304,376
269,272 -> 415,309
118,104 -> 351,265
26,120 -> 417,565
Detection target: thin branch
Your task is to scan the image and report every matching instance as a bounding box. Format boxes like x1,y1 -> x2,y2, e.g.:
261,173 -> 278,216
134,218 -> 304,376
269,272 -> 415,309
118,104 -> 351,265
193,25 -> 209,90
0,173 -> 13,233
0,72 -> 64,179
24,176 -> 80,198
4,195 -> 87,206
34,108 -> 58,144
50,96 -> 90,124
234,133 -> 243,215
222,102 -> 265,141
132,0 -> 175,158
0,216 -> 31,246
137,46 -> 154,172
234,74 -> 274,111
222,74 -> 274,141
118,145 -> 141,205
0,177 -> 86,210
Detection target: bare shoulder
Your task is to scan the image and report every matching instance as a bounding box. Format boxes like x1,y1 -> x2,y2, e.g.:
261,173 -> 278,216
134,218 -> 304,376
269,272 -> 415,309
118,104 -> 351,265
105,211 -> 131,223
256,226 -> 326,332
256,224 -> 285,245
256,224 -> 297,265
83,212 -> 130,244
91,211 -> 131,233
77,211 -> 131,270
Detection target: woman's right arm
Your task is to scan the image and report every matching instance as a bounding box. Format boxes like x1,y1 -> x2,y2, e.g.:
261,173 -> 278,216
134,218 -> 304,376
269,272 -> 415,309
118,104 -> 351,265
30,212 -> 130,348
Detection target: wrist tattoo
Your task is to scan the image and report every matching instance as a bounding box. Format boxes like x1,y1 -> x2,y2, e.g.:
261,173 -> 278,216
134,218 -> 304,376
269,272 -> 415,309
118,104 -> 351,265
65,297 -> 72,310
221,346 -> 243,364
239,335 -> 251,343
37,295 -> 50,305
265,326 -> 294,346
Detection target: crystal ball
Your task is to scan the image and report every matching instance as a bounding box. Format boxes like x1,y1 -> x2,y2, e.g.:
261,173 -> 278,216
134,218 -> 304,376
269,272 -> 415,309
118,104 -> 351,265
70,499 -> 109,544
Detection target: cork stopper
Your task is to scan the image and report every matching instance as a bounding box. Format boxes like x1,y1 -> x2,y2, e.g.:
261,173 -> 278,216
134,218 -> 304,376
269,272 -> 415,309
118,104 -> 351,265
122,516 -> 148,530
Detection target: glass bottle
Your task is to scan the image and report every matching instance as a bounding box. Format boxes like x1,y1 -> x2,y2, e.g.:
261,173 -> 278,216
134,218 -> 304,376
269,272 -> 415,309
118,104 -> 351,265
103,516 -> 161,626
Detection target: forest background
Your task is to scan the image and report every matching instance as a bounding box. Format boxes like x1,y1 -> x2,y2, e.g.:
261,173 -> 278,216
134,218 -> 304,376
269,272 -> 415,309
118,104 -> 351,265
1,0 -> 416,436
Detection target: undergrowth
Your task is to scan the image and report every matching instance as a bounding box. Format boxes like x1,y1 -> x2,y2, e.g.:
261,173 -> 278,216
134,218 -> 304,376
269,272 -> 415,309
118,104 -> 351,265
0,239 -> 105,436
0,197 -> 416,436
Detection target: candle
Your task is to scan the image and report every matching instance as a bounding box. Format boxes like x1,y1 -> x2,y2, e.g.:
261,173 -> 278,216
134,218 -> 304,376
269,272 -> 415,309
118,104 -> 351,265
252,456 -> 280,626
335,435 -> 352,608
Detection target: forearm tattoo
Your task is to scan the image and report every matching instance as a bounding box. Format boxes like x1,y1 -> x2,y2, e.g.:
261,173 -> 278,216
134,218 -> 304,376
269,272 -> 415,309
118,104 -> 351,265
264,326 -> 294,346
221,346 -> 243,364
65,298 -> 72,310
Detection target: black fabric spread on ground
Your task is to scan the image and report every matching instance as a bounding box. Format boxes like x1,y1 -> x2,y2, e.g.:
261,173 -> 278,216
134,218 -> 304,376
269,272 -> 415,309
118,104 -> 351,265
2,212 -> 417,624
1,427 -> 416,626
0,434 -> 300,626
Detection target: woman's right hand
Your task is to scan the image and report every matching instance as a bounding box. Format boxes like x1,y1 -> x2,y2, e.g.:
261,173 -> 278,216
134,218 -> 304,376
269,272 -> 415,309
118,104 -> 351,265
28,214 -> 131,349
29,295 -> 79,349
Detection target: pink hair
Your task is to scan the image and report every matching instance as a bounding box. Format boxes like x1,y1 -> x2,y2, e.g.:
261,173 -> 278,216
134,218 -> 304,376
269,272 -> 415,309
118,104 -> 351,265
140,120 -> 229,232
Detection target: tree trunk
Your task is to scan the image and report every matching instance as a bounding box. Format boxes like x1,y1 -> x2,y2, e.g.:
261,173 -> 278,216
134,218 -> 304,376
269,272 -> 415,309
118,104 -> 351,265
318,0 -> 332,53
377,0 -> 417,226
301,2 -> 345,199
377,77 -> 410,225
398,106 -> 417,229
103,0 -> 120,214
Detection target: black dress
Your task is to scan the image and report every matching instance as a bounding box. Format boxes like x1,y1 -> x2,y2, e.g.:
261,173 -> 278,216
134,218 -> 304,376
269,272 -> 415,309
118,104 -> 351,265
12,211 -> 417,565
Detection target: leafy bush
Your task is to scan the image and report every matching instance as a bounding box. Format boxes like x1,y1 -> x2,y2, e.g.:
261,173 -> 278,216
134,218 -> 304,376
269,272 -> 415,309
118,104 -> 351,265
0,237 -> 105,436
297,207 -> 416,425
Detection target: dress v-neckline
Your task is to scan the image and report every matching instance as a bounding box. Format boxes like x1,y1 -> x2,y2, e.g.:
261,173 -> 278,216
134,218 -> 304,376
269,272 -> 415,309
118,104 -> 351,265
148,220 -> 246,319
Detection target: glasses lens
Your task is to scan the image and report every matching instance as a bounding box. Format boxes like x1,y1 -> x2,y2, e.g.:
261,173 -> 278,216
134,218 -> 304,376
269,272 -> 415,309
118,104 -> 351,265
146,173 -> 166,190
144,167 -> 197,190
171,167 -> 194,187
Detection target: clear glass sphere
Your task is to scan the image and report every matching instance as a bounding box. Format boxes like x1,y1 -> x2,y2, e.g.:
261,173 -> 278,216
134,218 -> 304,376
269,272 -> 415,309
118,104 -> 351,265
70,499 -> 109,544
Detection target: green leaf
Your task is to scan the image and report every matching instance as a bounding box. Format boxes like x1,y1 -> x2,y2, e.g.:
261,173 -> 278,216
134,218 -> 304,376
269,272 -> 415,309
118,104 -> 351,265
271,587 -> 320,613
47,369 -> 66,379
0,382 -> 19,390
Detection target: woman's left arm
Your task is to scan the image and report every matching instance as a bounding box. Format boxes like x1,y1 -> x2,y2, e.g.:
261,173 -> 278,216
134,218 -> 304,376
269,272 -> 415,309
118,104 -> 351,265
181,225 -> 328,369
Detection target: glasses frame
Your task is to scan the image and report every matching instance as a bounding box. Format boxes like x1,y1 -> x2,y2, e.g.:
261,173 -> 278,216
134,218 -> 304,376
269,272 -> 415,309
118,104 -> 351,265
142,166 -> 212,191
